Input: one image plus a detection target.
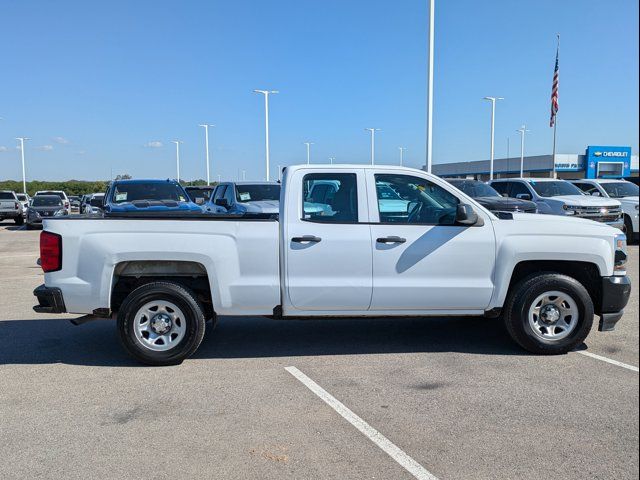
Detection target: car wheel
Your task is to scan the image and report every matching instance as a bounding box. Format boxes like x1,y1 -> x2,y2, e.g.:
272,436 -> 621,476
623,215 -> 635,243
117,281 -> 206,366
15,216 -> 24,225
503,273 -> 593,355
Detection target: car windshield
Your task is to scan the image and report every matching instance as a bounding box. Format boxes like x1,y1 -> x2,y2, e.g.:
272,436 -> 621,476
33,196 -> 62,207
235,184 -> 281,202
601,182 -> 639,198
529,181 -> 583,197
451,181 -> 500,198
112,183 -> 187,203
0,192 -> 16,200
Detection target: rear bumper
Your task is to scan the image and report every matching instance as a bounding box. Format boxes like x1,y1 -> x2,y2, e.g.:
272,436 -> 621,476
597,275 -> 631,332
0,210 -> 22,219
33,284 -> 67,314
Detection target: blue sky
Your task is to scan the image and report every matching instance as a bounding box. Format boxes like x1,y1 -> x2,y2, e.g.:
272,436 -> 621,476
1,0 -> 638,181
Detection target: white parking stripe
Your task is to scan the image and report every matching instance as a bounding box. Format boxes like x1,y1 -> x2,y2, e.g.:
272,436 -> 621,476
576,351 -> 639,373
285,366 -> 439,480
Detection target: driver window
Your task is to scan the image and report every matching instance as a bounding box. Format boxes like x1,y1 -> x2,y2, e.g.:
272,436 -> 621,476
374,174 -> 459,225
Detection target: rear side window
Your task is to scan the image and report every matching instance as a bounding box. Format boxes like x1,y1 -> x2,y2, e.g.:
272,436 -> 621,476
509,182 -> 532,198
491,182 -> 510,196
0,192 -> 16,200
302,173 -> 358,223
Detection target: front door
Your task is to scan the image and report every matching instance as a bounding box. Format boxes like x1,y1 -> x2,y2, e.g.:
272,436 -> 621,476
366,171 -> 496,312
285,169 -> 373,311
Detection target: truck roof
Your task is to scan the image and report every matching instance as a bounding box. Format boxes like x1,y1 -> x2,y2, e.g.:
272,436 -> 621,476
284,164 -> 426,174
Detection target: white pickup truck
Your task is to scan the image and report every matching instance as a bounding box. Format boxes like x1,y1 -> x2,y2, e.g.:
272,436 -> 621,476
34,165 -> 631,365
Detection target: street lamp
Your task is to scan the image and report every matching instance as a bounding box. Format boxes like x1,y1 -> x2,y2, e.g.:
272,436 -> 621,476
254,89 -> 278,181
364,128 -> 381,165
198,124 -> 215,185
483,96 -> 504,180
426,0 -> 435,173
516,125 -> 530,177
398,147 -> 406,166
303,141 -> 314,164
15,137 -> 30,194
328,156 -> 335,164
172,140 -> 183,182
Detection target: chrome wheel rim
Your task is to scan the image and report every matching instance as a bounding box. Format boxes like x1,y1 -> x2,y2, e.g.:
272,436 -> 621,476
133,300 -> 186,352
528,290 -> 579,341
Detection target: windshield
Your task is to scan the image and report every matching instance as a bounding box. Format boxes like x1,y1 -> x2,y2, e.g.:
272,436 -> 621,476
601,182 -> 639,198
112,183 -> 187,203
38,192 -> 65,199
235,184 -> 281,202
451,181 -> 500,198
33,196 -> 62,207
530,181 -> 583,197
0,192 -> 16,200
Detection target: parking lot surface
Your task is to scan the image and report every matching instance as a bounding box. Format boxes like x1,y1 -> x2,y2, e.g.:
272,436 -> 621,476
1,222 -> 638,480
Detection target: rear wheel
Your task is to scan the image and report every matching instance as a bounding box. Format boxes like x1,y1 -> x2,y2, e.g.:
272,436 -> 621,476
503,273 -> 593,354
117,281 -> 206,366
14,216 -> 24,225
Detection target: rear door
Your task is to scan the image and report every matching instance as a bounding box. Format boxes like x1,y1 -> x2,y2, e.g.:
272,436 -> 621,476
284,168 -> 373,311
366,170 -> 496,312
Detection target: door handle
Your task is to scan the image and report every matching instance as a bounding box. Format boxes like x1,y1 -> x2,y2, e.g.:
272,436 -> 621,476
376,236 -> 406,244
291,235 -> 322,243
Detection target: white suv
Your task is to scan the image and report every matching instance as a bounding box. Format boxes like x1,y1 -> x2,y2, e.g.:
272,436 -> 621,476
570,179 -> 639,241
35,190 -> 71,214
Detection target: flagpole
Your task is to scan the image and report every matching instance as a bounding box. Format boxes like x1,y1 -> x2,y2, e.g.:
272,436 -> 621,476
551,34 -> 559,179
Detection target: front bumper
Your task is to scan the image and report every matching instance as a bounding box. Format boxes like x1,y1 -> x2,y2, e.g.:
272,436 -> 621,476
597,275 -> 631,332
33,284 -> 67,314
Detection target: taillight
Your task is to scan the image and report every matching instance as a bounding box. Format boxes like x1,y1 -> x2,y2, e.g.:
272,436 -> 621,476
40,231 -> 62,272
15,202 -> 19,210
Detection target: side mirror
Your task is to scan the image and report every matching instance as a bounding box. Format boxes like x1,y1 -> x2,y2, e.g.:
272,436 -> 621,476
456,203 -> 479,226
516,193 -> 532,201
215,198 -> 230,209
501,193 -> 509,197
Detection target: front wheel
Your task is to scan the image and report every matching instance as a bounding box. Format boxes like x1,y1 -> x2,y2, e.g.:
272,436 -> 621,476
117,281 -> 206,366
503,273 -> 594,355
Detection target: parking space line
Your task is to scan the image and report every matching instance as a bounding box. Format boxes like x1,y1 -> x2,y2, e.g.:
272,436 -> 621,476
285,366 -> 439,480
576,351 -> 639,373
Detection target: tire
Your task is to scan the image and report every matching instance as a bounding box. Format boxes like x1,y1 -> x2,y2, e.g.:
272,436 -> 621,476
623,215 -> 635,244
14,216 -> 24,225
503,273 -> 594,355
117,281 -> 206,366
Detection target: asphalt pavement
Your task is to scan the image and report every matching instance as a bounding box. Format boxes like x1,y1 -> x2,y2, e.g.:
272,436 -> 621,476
0,222 -> 637,480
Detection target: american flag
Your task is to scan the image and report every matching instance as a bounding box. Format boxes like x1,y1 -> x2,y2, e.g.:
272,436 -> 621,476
550,42 -> 559,127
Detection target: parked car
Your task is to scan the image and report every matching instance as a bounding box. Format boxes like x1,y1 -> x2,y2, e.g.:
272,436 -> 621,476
447,179 -> 537,215
34,165 -> 630,365
206,181 -> 281,214
26,195 -> 67,229
103,179 -> 203,214
85,194 -> 105,216
184,186 -> 216,205
68,196 -> 81,212
489,178 -> 624,230
16,193 -> 30,217
0,191 -> 24,225
34,190 -> 70,214
569,179 -> 639,241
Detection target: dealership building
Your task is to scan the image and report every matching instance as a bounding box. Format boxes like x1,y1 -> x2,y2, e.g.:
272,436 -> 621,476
431,146 -> 638,181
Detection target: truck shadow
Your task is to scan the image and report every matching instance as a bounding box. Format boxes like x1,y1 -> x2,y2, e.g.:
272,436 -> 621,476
0,315 -> 533,367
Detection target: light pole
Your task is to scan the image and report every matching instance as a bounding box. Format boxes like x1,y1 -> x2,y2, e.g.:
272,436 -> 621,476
364,128 -> 380,165
328,156 -> 335,164
398,147 -> 406,166
172,140 -> 183,182
254,89 -> 278,181
198,124 -> 215,185
426,0 -> 435,173
277,165 -> 282,181
516,125 -> 530,177
15,137 -> 30,194
303,142 -> 314,164
483,96 -> 504,180
217,174 -> 221,183
241,170 -> 246,181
